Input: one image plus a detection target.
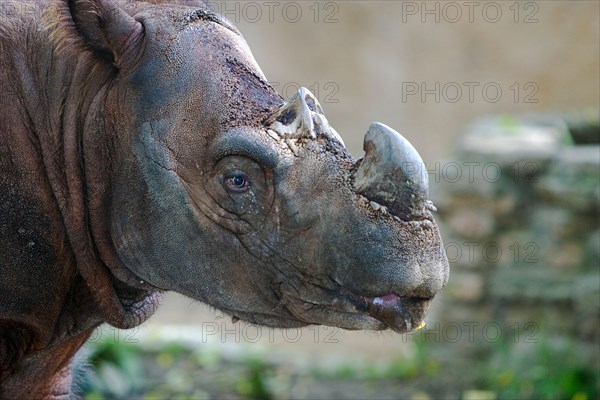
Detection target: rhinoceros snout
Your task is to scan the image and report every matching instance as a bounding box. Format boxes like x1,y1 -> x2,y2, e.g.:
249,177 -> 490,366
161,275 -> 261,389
353,122 -> 430,220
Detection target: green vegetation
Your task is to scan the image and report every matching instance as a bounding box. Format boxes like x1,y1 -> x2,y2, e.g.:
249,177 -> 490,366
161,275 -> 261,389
477,338 -> 598,400
84,340 -> 145,398
83,329 -> 598,400
234,357 -> 274,400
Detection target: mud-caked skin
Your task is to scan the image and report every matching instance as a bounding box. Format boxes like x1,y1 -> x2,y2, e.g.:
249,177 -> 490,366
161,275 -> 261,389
0,0 -> 449,397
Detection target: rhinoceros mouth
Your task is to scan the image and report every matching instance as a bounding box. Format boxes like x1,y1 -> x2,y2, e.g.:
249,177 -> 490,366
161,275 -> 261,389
362,293 -> 430,333
279,283 -> 430,334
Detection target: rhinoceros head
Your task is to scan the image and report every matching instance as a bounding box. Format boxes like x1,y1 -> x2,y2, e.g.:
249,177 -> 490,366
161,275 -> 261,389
73,0 -> 448,333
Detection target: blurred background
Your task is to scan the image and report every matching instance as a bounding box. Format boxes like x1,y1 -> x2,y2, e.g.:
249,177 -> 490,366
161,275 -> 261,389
86,1 -> 599,399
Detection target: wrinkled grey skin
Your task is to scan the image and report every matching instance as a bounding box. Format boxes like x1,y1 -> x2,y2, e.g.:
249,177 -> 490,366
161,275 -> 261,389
0,0 -> 448,396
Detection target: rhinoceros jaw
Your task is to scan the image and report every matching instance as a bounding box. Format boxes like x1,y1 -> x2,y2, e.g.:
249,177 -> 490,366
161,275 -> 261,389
267,87 -> 345,146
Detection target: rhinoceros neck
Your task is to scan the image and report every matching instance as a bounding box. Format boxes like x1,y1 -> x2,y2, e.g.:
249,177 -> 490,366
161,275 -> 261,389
0,1 -> 112,225
0,1 -> 161,329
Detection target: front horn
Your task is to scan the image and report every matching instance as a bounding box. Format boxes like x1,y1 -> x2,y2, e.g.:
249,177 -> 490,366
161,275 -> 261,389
353,122 -> 429,220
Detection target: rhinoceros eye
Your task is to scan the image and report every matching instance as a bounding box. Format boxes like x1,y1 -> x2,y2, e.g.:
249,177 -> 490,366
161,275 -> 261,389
224,172 -> 251,192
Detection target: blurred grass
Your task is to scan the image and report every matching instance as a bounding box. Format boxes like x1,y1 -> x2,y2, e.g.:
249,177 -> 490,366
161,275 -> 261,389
477,337 -> 598,400
83,328 -> 598,400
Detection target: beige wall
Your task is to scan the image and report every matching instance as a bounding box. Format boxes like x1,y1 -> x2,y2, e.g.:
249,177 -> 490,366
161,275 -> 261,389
222,1 -> 600,164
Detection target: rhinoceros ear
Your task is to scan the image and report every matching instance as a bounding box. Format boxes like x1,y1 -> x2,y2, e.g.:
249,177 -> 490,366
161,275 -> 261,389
69,0 -> 144,69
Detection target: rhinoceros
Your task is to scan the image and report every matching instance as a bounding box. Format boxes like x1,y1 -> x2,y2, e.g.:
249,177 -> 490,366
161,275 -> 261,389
0,0 -> 449,397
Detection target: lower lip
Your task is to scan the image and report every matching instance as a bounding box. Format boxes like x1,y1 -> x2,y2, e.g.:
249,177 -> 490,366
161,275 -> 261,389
362,294 -> 429,333
364,293 -> 407,331
370,293 -> 402,308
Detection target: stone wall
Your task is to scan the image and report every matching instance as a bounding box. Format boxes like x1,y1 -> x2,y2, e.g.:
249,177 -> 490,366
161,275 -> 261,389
431,112 -> 599,362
